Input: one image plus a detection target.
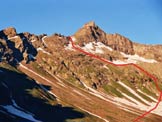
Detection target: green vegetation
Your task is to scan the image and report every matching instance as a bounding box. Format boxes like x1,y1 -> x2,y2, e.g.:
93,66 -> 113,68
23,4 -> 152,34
108,65 -> 123,76
103,84 -> 123,97
0,62 -> 21,73
159,83 -> 162,91
32,62 -> 49,77
141,87 -> 157,99
111,82 -> 147,104
66,75 -> 77,84
122,80 -> 135,90
137,91 -> 154,102
27,87 -> 58,105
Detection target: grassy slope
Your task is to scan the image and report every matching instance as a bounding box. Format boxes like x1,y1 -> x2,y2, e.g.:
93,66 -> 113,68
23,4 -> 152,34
28,61 -> 162,122
0,62 -> 102,122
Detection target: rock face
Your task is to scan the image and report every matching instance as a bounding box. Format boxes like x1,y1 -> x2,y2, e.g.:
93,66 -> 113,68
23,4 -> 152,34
0,27 -> 38,65
1,27 -> 17,38
0,23 -> 162,122
74,21 -> 134,54
106,33 -> 134,55
74,21 -> 107,46
133,43 -> 162,62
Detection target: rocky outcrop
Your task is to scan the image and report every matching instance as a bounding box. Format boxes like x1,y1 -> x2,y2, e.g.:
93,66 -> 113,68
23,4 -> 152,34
106,33 -> 134,55
0,28 -> 38,65
133,43 -> 162,62
74,21 -> 134,54
74,21 -> 107,46
1,27 -> 17,38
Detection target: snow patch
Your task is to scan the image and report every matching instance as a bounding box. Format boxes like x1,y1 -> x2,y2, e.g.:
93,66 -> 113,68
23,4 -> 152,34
56,82 -> 67,88
42,36 -> 47,47
19,63 -> 59,98
31,39 -> 36,43
1,105 -> 41,122
112,53 -> 157,64
71,36 -> 76,42
121,52 -> 157,63
37,48 -> 51,55
65,43 -> 75,51
151,102 -> 162,116
81,42 -> 112,54
73,89 -> 91,100
1,82 -> 8,88
114,95 -> 162,116
95,47 -> 104,54
103,65 -> 110,70
95,42 -> 113,51
137,89 -> 158,102
112,81 -> 162,116
28,54 -> 36,60
8,36 -> 19,40
118,81 -> 151,105
112,60 -> 128,64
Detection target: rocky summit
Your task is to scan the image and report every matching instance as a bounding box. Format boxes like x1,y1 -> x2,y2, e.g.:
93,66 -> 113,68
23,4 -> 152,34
74,21 -> 134,55
0,22 -> 162,122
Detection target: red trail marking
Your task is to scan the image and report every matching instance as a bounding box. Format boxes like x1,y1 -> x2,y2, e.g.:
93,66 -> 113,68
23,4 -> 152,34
68,36 -> 162,122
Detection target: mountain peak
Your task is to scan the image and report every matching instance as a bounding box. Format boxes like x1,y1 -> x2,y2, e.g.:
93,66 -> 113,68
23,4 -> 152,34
83,21 -> 96,27
74,22 -> 135,54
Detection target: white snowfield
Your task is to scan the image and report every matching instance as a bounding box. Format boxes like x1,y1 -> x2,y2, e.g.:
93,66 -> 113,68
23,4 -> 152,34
115,82 -> 162,116
19,63 -> 162,118
112,60 -> 128,64
81,42 -> 113,54
37,48 -> 51,55
118,81 -> 151,105
19,63 -> 58,98
64,38 -> 160,117
66,39 -> 157,64
95,42 -> 113,51
65,39 -> 113,53
113,53 -> 157,64
79,77 -> 162,117
120,52 -> 157,63
19,63 -> 110,122
137,89 -> 158,102
1,81 -> 41,122
2,105 -> 41,122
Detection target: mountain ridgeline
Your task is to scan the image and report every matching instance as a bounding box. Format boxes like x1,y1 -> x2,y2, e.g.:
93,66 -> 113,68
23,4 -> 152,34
0,22 -> 162,122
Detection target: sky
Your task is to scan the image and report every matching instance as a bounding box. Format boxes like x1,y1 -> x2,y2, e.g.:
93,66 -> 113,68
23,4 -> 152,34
0,0 -> 162,44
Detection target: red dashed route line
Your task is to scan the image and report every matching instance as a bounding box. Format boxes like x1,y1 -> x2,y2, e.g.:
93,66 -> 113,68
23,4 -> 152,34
67,36 -> 162,122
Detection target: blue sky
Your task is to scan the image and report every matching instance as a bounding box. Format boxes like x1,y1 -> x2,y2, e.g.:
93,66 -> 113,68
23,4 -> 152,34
0,0 -> 162,44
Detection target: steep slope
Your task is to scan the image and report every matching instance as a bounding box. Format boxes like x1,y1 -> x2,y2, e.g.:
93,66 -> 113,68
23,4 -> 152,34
0,63 -> 102,122
74,21 -> 134,55
0,23 -> 162,122
133,42 -> 162,62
